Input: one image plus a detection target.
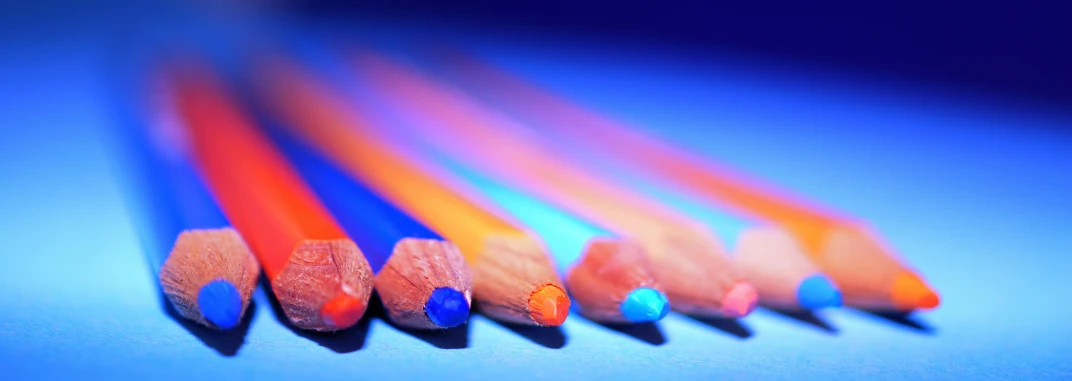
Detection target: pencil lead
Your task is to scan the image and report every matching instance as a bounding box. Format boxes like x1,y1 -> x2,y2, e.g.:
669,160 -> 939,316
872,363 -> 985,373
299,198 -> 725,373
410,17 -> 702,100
620,287 -> 670,323
529,284 -> 570,326
197,279 -> 243,329
320,292 -> 368,330
426,287 -> 471,328
720,283 -> 759,318
796,274 -> 842,310
892,272 -> 940,310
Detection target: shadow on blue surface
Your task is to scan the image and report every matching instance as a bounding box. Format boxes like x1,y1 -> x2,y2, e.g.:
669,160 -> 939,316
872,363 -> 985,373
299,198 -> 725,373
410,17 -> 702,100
486,318 -> 567,349
598,322 -> 668,346
683,316 -> 754,340
160,292 -> 256,356
263,278 -> 372,353
764,308 -> 839,334
854,310 -> 936,335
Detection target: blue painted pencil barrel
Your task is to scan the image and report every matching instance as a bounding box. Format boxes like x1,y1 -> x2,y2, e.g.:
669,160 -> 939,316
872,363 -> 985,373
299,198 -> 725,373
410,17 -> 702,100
110,55 -> 245,329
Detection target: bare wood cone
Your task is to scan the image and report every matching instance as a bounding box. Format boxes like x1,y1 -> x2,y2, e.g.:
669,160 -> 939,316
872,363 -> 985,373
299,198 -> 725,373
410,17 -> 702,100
470,234 -> 568,325
375,238 -> 473,329
271,239 -> 374,331
567,238 -> 663,323
160,228 -> 260,328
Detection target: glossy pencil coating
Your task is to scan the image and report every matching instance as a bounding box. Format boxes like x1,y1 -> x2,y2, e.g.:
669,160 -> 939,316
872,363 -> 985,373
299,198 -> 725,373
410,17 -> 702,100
253,56 -> 568,326
267,119 -> 472,329
431,50 -> 939,311
111,66 -> 259,330
350,50 -> 755,318
170,61 -> 374,331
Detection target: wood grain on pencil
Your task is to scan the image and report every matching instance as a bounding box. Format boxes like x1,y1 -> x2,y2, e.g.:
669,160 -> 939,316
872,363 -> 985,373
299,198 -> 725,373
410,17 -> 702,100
171,63 -> 373,331
254,58 -> 568,326
159,228 -> 260,328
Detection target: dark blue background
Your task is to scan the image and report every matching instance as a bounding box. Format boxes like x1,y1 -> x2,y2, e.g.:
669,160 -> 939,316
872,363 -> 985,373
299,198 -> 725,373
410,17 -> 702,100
293,0 -> 1072,110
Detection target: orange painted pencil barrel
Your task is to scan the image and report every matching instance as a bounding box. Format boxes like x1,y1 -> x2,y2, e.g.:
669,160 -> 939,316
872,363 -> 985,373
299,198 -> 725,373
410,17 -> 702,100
170,61 -> 374,331
252,57 -> 569,326
435,50 -> 939,311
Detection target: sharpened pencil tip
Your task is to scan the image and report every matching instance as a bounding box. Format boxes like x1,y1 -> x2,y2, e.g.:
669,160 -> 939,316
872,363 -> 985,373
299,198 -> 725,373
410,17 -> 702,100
197,279 -> 243,330
620,287 -> 670,323
720,282 -> 759,318
528,285 -> 570,326
892,272 -> 940,310
320,292 -> 368,330
425,287 -> 470,328
796,274 -> 843,309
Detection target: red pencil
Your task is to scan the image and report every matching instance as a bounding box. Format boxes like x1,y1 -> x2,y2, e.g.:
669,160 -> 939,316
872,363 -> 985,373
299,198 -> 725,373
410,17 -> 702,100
170,61 -> 375,331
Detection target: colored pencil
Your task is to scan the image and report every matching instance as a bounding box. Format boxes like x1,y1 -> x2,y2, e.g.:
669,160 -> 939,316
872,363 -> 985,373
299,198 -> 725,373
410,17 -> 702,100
447,160 -> 669,323
253,57 -> 569,326
113,68 -> 259,330
264,117 -> 473,329
170,61 -> 375,331
292,44 -> 668,323
433,50 -> 940,311
351,50 -> 757,318
638,184 -> 843,310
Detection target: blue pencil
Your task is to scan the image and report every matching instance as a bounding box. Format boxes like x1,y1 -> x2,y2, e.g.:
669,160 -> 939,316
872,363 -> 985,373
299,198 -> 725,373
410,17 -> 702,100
262,116 -> 472,330
111,58 -> 260,330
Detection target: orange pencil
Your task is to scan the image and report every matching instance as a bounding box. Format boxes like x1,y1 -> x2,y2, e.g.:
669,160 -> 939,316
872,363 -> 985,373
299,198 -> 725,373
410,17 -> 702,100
351,50 -> 759,318
253,57 -> 569,326
170,61 -> 375,331
434,50 -> 940,311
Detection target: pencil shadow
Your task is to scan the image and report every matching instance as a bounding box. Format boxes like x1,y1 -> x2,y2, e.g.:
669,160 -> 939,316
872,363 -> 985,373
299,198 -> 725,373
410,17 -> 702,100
374,294 -> 471,349
597,321 -> 667,346
684,315 -> 754,339
854,309 -> 936,335
263,279 -> 372,353
484,316 -> 567,349
763,308 -> 839,334
159,293 -> 256,357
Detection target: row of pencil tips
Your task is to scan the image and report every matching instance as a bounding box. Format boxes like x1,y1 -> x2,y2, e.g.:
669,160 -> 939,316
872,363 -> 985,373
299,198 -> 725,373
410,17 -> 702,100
114,43 -> 939,336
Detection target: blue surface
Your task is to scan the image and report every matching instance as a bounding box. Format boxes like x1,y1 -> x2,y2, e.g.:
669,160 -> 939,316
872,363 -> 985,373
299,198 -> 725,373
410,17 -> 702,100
2,24 -> 1072,380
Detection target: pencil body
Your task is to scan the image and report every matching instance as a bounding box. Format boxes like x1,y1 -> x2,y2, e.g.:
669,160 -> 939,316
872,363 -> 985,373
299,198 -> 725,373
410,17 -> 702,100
623,180 -> 842,310
350,51 -> 755,318
113,67 -> 259,330
431,50 -> 939,311
268,123 -> 472,329
734,226 -> 841,309
171,62 -> 374,331
254,56 -> 568,326
457,166 -> 669,323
